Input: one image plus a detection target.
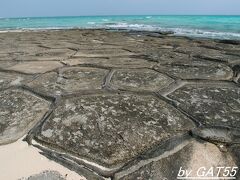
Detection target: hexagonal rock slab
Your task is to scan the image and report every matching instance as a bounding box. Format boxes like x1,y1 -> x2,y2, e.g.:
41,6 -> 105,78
62,57 -> 156,69
154,62 -> 233,80
6,61 -> 63,74
110,69 -> 174,92
168,85 -> 240,127
0,72 -> 30,90
35,93 -> 195,169
0,89 -> 50,145
115,139 -> 236,180
26,67 -> 109,96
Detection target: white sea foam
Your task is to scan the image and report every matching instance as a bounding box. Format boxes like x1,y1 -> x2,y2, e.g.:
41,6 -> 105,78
171,27 -> 240,39
102,19 -> 109,22
98,22 -> 240,40
87,22 -> 96,25
103,22 -> 157,30
0,22 -> 239,40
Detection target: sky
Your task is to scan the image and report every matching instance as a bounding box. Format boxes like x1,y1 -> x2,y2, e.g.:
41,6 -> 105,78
1,0 -> 240,18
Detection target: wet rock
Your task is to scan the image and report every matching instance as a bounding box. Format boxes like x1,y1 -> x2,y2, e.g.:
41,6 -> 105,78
6,61 -> 63,74
217,39 -> 240,45
25,67 -> 109,96
110,69 -> 174,92
35,93 -> 195,169
168,84 -> 240,127
0,89 -> 50,145
115,140 -> 236,180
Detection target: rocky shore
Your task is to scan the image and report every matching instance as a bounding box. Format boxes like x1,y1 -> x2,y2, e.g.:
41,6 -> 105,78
0,29 -> 239,179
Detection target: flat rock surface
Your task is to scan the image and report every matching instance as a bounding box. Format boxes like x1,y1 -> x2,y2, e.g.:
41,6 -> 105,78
73,49 -> 134,58
0,72 -> 31,90
115,139 -> 236,180
36,93 -> 194,168
110,69 -> 174,92
6,61 -> 63,74
0,29 -> 239,179
25,67 -> 109,96
0,88 -> 50,145
62,57 -> 156,68
154,61 -> 233,80
168,84 -> 240,127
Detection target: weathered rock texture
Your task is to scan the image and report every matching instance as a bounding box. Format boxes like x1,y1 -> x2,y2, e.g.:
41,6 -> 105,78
0,29 -> 239,180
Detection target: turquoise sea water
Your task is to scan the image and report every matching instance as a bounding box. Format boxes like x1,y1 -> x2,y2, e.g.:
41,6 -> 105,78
0,15 -> 240,40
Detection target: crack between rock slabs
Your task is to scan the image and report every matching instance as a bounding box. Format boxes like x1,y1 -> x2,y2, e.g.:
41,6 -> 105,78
154,92 -> 202,127
113,135 -> 192,179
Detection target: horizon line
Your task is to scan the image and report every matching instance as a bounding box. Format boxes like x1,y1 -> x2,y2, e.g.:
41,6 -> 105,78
1,14 -> 240,19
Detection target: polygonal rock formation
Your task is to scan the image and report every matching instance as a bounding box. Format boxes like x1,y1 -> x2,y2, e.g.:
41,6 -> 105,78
25,67 -> 109,96
154,62 -> 233,80
0,89 -> 50,145
110,69 -> 174,92
35,93 -> 195,170
168,84 -> 240,127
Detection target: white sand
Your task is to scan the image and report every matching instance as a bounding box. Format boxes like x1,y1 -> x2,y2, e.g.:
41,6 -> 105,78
0,137 -> 86,180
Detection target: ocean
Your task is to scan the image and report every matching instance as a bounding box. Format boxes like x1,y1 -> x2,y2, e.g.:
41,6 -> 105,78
0,15 -> 240,40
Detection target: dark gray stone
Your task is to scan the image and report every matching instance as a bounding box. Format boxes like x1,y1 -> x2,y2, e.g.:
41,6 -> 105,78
168,85 -> 240,127
25,67 -> 109,96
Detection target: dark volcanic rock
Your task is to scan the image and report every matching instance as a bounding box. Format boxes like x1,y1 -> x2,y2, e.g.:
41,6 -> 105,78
35,93 -> 195,169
